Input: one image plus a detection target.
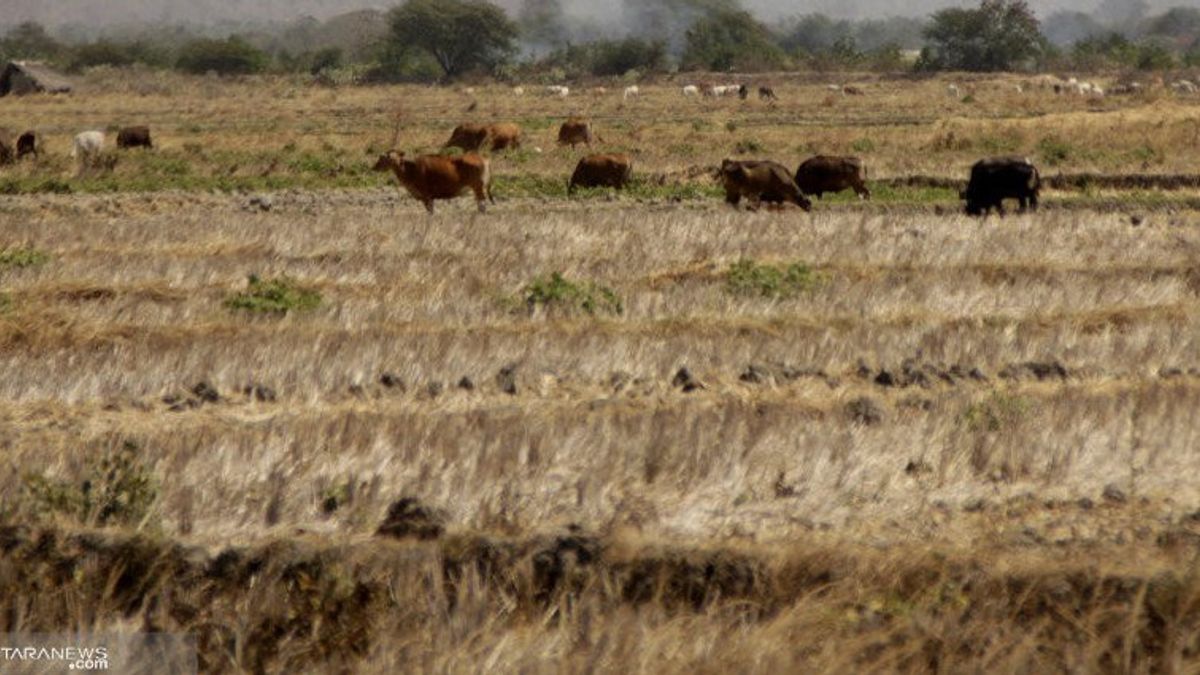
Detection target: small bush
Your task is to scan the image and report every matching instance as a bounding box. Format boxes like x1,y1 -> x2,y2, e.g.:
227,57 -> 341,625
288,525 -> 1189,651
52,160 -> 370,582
851,137 -> 876,153
734,138 -> 765,154
961,392 -> 1032,433
176,36 -> 267,75
23,440 -> 157,527
726,259 -> 821,299
522,272 -> 622,316
0,247 -> 48,269
226,275 -> 322,314
1037,136 -> 1072,166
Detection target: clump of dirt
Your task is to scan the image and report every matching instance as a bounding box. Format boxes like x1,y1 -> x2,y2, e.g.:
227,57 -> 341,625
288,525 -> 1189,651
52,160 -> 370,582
375,498 -> 446,540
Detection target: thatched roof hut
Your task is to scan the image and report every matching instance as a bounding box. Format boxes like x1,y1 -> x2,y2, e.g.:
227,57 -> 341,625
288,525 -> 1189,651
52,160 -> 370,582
0,61 -> 72,96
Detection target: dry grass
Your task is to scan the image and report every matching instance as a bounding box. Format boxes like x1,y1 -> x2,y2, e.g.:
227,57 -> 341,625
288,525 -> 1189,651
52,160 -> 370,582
2,70 -> 1200,672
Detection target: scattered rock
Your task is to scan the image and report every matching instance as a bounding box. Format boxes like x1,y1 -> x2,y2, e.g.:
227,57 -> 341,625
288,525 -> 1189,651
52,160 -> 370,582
243,384 -> 277,402
379,372 -> 404,389
348,384 -> 365,397
1159,367 -> 1183,379
740,364 -> 772,385
904,459 -> 932,476
874,370 -> 897,387
999,361 -> 1068,382
191,381 -> 220,404
1103,484 -> 1128,504
1076,497 -> 1095,510
773,471 -> 798,498
375,497 -> 446,540
672,367 -> 704,392
1130,214 -> 1144,227
846,396 -> 885,426
609,371 -> 632,392
963,498 -> 988,513
457,376 -> 475,391
426,381 -> 444,398
247,195 -> 272,212
497,363 -> 518,395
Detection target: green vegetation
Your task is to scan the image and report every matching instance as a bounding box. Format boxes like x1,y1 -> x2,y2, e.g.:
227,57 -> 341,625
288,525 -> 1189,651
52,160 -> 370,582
23,441 -> 157,528
961,392 -> 1033,432
226,275 -> 322,314
918,0 -> 1046,72
0,247 -> 49,270
385,0 -> 518,80
1037,135 -> 1073,166
176,36 -> 268,75
522,272 -> 623,316
725,259 -> 821,299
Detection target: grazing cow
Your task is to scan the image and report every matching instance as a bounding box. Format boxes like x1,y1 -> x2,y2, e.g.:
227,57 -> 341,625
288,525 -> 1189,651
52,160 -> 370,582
758,86 -> 778,101
623,85 -> 640,101
795,155 -> 870,200
444,123 -> 522,153
513,86 -> 525,96
444,123 -> 489,152
72,130 -> 105,170
683,85 -> 700,97
961,156 -> 1040,216
738,84 -> 749,100
947,83 -> 961,97
719,159 -> 812,211
16,131 -> 37,160
486,123 -> 522,151
0,129 -> 13,165
842,85 -> 864,96
557,118 -> 594,148
546,85 -> 570,97
372,151 -> 493,214
116,126 -> 153,149
568,153 -> 633,195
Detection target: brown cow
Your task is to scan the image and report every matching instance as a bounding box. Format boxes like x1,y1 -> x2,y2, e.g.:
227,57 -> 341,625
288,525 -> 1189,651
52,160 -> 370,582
720,159 -> 811,211
0,129 -> 13,165
557,118 -> 593,148
795,155 -> 870,200
568,154 -> 633,195
486,123 -> 522,151
444,123 -> 523,152
372,151 -> 493,214
16,131 -> 38,160
758,86 -> 778,101
116,126 -> 153,149
444,123 -> 489,152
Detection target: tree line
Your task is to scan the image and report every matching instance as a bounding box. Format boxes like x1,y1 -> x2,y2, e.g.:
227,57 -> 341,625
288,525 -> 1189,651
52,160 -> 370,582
1,0 -> 1199,81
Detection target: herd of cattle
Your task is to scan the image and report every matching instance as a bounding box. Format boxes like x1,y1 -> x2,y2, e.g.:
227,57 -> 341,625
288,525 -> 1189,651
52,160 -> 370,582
1,114 -> 1038,216
0,125 -> 153,168
378,116 -> 1039,216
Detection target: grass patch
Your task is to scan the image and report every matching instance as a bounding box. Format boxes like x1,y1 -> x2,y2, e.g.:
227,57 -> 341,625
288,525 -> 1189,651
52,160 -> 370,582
0,247 -> 49,270
961,392 -> 1033,433
226,275 -> 322,314
1037,136 -> 1073,167
726,259 -> 821,299
22,440 -> 157,528
521,272 -> 622,316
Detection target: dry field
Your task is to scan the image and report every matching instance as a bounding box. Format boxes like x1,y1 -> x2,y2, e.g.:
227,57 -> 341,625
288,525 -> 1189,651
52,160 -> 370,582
2,71 -> 1200,673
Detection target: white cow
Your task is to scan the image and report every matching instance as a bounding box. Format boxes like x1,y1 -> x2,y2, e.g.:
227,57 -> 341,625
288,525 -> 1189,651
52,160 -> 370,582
71,130 -> 105,173
546,85 -> 569,97
623,85 -> 640,100
947,83 -> 960,97
512,86 -> 525,96
683,85 -> 699,97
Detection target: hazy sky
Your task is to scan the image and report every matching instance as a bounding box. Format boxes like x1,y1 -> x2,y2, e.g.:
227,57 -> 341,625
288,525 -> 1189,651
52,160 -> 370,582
1,0 -> 1195,30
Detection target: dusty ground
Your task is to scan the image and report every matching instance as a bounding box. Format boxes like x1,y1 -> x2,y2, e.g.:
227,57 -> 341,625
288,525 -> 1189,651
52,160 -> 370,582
2,71 -> 1200,672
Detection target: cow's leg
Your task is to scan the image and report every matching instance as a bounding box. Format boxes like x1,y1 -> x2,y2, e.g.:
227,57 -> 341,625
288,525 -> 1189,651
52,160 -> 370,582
857,184 -> 871,200
725,193 -> 741,208
423,199 -> 435,214
1029,193 -> 1039,212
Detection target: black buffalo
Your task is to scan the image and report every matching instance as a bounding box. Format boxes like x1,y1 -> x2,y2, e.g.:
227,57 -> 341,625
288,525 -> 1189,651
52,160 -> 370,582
116,126 -> 153,149
961,156 -> 1040,216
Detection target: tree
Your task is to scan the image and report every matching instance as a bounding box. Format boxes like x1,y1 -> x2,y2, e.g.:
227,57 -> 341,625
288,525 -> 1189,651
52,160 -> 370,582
386,0 -> 517,80
681,8 -> 785,71
0,22 -> 63,62
176,37 -> 268,75
920,0 -> 1046,71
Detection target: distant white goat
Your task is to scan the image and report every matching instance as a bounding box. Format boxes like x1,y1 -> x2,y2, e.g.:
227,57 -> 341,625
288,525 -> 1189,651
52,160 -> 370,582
71,130 -> 105,173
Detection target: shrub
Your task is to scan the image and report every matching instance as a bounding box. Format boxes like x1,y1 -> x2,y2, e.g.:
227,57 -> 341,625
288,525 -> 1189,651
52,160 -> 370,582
226,275 -> 322,314
176,36 -> 268,75
726,259 -> 821,299
1036,135 -> 1072,166
961,392 -> 1032,432
0,247 -> 48,269
23,440 -> 157,527
522,272 -> 622,316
